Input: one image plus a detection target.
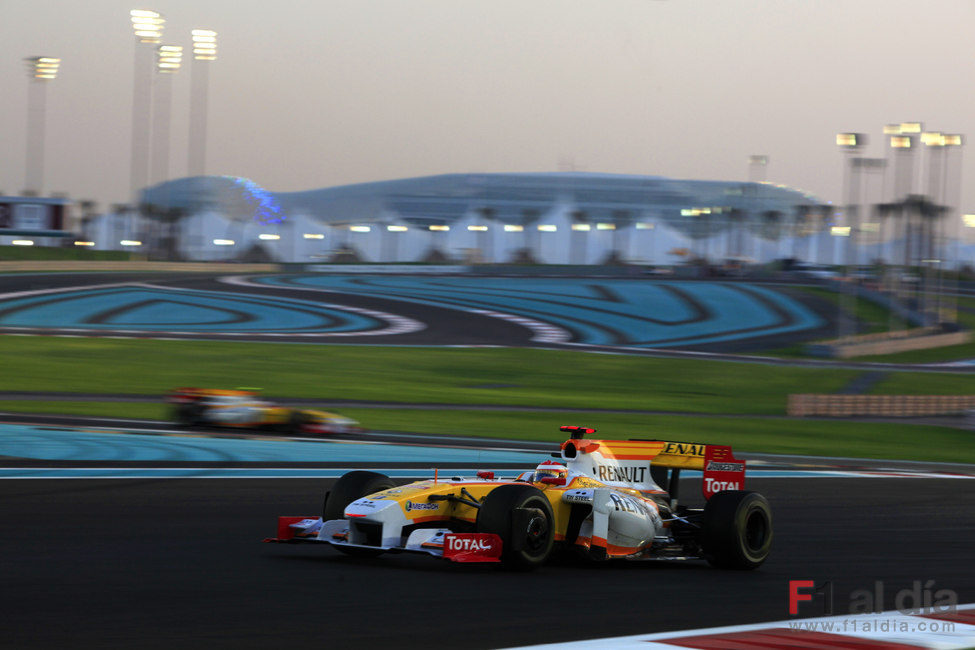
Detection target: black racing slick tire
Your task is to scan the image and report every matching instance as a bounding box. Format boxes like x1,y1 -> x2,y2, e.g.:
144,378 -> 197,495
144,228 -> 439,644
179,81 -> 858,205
174,403 -> 204,428
476,484 -> 555,570
285,410 -> 306,435
323,471 -> 395,557
701,490 -> 773,570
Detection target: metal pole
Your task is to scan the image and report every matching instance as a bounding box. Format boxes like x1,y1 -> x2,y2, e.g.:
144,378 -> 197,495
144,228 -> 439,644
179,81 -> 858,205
24,78 -> 46,194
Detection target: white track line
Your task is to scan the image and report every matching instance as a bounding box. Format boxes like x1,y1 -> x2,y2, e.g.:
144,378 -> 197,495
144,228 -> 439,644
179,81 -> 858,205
220,275 -> 571,343
506,603 -> 975,649
0,279 -> 425,338
211,276 -> 425,336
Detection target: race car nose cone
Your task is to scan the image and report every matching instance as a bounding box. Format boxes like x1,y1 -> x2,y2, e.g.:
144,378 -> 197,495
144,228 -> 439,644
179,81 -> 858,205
344,498 -> 398,519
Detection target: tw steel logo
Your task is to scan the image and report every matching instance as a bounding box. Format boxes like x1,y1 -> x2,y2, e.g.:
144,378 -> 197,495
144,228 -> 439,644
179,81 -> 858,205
596,465 -> 647,483
662,442 -> 706,457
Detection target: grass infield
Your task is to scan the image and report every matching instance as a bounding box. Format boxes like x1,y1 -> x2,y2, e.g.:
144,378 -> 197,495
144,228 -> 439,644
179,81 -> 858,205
1,334 -> 973,464
0,336 -> 868,414
0,400 -> 970,464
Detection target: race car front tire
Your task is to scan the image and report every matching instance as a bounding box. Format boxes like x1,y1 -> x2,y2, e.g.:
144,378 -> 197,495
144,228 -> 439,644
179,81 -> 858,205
283,410 -> 306,434
323,471 -> 395,557
476,484 -> 555,570
701,490 -> 772,569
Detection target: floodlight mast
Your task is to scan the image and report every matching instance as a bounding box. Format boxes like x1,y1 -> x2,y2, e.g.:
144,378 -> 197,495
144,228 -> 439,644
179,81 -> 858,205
188,29 -> 217,177
835,133 -> 867,340
151,44 -> 182,186
129,9 -> 164,195
23,56 -> 61,195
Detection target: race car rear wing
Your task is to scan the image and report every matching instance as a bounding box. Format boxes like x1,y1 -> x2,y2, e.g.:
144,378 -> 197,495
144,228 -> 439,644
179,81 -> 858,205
557,426 -> 746,505
167,387 -> 259,403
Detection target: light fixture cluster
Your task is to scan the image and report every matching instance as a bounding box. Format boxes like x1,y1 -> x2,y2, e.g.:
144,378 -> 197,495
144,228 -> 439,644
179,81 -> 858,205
24,56 -> 61,80
880,122 -> 962,150
129,10 -> 216,67
130,9 -> 164,43
191,29 -> 218,61
156,45 -> 183,72
680,207 -> 730,217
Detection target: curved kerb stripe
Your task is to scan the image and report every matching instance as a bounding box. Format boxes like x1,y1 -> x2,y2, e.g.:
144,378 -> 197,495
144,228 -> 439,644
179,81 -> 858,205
136,282 -> 425,336
221,275 -> 569,343
0,281 -> 425,338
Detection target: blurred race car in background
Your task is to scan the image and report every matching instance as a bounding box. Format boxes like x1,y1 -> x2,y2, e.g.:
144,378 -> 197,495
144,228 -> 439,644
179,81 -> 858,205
167,388 -> 363,435
266,426 -> 772,570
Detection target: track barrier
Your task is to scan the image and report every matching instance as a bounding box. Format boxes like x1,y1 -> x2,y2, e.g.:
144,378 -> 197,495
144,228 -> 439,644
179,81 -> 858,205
788,393 -> 975,417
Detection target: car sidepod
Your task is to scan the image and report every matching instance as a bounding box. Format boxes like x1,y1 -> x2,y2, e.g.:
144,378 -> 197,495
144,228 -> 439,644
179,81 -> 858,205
561,487 -> 663,560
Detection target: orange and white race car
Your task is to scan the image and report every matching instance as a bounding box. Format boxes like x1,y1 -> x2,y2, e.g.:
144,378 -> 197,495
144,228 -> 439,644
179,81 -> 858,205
266,426 -> 772,569
167,388 -> 363,436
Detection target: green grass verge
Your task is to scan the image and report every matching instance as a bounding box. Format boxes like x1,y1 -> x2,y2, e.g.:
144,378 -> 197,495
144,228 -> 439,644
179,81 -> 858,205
758,286 -> 909,357
853,296 -> 975,364
1,400 -> 970,464
5,336 -> 975,413
339,409 -> 975,463
0,336 -> 863,415
0,401 -> 167,420
767,287 -> 975,364
792,286 -> 910,334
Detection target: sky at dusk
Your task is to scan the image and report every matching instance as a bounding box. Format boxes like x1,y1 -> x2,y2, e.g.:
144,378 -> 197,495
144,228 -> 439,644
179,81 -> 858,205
3,0 -> 975,217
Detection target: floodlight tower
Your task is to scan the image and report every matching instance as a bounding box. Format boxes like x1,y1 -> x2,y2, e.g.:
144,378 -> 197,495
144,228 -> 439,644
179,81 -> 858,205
23,56 -> 61,195
151,44 -> 182,185
188,29 -> 217,177
129,9 -> 164,198
835,132 -> 867,339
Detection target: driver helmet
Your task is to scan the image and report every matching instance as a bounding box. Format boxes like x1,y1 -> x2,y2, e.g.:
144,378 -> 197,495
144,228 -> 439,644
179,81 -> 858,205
533,460 -> 568,483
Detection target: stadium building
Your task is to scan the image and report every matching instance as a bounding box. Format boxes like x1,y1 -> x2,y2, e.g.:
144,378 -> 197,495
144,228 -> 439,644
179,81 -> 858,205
85,172 -> 828,264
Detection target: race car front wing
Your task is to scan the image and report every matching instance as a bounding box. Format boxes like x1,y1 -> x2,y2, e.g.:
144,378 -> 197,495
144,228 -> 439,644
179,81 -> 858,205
264,516 -> 502,563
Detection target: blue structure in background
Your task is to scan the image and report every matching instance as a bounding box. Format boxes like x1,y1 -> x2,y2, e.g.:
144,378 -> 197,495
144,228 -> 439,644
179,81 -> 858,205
227,175 -> 284,225
131,171 -> 826,264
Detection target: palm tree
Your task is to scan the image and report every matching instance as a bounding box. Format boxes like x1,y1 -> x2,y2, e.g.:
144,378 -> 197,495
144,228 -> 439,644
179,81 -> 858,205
78,199 -> 97,243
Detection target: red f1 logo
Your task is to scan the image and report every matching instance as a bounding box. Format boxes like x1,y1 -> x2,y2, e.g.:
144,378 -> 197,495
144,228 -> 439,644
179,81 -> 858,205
789,580 -> 815,614
789,580 -> 833,615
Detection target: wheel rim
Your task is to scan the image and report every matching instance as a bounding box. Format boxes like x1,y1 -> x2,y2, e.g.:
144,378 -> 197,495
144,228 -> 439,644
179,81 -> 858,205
523,508 -> 550,555
743,508 -> 768,553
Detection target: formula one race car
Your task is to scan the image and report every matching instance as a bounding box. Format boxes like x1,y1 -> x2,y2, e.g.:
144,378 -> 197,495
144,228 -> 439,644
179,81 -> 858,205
266,426 -> 772,569
168,388 -> 363,435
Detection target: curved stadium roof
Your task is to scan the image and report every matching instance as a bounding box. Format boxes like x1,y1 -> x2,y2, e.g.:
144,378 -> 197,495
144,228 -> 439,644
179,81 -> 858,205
141,172 -> 825,238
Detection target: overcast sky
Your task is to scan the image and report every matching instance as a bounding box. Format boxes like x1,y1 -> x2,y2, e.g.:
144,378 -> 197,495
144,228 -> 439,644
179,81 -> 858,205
3,0 -> 975,216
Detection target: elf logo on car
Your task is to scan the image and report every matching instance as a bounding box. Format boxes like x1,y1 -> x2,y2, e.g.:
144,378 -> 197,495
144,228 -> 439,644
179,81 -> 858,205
704,477 -> 740,493
662,442 -> 706,457
446,536 -> 496,552
404,500 -> 438,512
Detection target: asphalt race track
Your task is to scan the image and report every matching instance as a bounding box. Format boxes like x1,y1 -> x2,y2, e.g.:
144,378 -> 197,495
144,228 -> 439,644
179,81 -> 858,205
2,418 -> 974,648
2,272 -> 973,647
4,476 -> 974,649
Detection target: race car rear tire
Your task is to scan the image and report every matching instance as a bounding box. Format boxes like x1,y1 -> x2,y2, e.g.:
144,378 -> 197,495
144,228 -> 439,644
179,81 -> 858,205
701,490 -> 772,569
476,484 -> 554,570
323,471 -> 395,557
175,403 -> 204,428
